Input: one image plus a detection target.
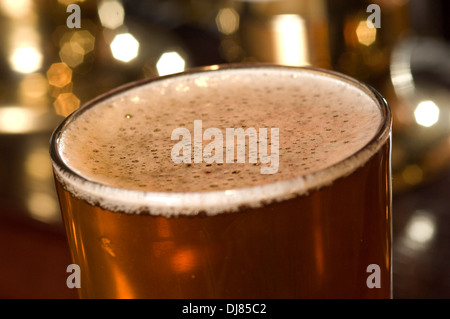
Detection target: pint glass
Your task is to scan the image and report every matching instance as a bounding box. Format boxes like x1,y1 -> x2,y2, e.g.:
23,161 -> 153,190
50,64 -> 392,299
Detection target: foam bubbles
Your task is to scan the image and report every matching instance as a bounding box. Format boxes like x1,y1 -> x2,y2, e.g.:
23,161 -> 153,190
53,67 -> 386,216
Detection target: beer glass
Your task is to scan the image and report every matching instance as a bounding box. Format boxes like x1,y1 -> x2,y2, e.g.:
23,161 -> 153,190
50,64 -> 392,298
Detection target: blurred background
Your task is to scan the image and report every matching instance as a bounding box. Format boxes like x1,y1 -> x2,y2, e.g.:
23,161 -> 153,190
0,0 -> 449,298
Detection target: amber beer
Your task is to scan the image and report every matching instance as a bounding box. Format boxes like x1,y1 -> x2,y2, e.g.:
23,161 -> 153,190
50,64 -> 392,299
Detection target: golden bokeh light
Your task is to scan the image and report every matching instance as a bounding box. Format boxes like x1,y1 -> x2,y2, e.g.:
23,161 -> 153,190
26,191 -> 59,224
8,22 -> 42,74
414,100 -> 440,128
406,212 -> 436,245
54,92 -> 80,117
356,20 -> 377,47
272,14 -> 309,66
71,30 -> 95,54
19,73 -> 48,99
0,0 -> 33,18
156,51 -> 186,76
49,82 -> 73,99
110,33 -> 140,62
216,7 -> 239,35
47,63 -> 72,88
98,0 -> 125,30
403,210 -> 436,250
59,30 -> 95,68
402,164 -> 424,186
0,107 -> 36,134
25,147 -> 53,181
9,46 -> 43,74
59,41 -> 85,68
18,73 -> 49,111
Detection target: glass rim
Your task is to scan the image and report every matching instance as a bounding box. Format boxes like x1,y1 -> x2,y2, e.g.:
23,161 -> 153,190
49,63 -> 392,216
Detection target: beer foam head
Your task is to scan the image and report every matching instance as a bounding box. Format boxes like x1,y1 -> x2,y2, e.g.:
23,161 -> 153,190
51,65 -> 390,216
